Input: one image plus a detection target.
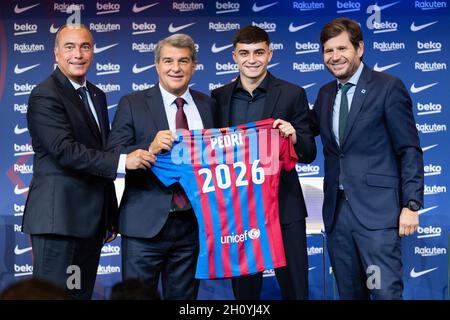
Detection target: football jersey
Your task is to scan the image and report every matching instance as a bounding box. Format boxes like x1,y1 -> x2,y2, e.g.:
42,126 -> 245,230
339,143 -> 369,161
151,118 -> 299,279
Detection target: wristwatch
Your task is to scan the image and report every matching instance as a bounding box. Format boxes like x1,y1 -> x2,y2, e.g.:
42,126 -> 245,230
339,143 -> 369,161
406,200 -> 420,211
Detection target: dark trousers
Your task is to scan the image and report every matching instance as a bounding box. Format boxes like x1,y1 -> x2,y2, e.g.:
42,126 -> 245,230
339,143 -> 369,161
232,219 -> 308,300
122,210 -> 199,300
31,233 -> 103,300
327,196 -> 403,300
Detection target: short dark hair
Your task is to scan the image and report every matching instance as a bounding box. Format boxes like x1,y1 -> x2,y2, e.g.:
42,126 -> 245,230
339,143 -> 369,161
0,278 -> 70,300
320,17 -> 363,52
233,25 -> 270,48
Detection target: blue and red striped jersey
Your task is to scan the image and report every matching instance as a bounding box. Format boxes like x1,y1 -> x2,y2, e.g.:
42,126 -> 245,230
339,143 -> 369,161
151,118 -> 299,279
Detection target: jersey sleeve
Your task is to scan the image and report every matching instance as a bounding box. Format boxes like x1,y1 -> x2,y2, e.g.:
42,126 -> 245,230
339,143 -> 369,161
280,136 -> 299,172
150,142 -> 182,187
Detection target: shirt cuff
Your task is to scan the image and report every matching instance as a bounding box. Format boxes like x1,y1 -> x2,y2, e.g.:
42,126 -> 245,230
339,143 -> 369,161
117,154 -> 127,174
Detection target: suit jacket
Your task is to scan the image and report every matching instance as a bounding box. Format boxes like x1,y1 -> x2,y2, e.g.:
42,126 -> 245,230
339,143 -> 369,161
107,85 -> 216,238
310,64 -> 424,233
23,67 -> 120,238
211,72 -> 316,224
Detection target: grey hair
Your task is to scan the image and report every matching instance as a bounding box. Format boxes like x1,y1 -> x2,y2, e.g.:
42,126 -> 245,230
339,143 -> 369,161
154,33 -> 197,63
54,24 -> 93,49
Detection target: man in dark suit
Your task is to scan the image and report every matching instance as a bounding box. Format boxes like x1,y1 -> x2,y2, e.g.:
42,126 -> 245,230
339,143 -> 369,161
310,18 -> 424,299
107,34 -> 215,300
23,25 -> 154,300
211,26 -> 316,300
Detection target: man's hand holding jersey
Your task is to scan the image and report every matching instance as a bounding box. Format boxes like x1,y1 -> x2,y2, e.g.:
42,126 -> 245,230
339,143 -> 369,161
149,130 -> 177,155
273,119 -> 297,145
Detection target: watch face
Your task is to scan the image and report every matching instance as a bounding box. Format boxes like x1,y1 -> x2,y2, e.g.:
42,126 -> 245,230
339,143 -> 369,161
409,201 -> 420,211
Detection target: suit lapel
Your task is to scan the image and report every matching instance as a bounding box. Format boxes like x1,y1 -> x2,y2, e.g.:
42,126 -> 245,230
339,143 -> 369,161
324,85 -> 339,150
53,68 -> 102,141
145,86 -> 170,131
87,82 -> 109,144
341,65 -> 371,147
219,83 -> 235,127
262,74 -> 279,120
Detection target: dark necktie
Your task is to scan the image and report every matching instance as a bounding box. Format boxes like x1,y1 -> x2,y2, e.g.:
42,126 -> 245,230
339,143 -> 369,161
172,97 -> 190,210
175,97 -> 189,130
77,87 -> 100,132
338,82 -> 353,145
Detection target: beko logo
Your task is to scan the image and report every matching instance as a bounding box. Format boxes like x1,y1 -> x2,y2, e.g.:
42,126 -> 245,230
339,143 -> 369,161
172,2 -> 204,12
14,103 -> 28,114
132,83 -> 155,91
296,164 -> 320,176
410,20 -> 438,32
97,265 -> 120,275
293,62 -> 324,72
415,1 -> 446,10
132,22 -> 156,35
417,225 -> 441,239
373,41 -> 405,52
215,62 -> 239,75
209,82 -> 225,90
14,264 -> 33,277
14,143 -> 34,156
336,1 -> 360,13
295,42 -> 320,54
14,3 -> 40,14
101,245 -> 120,257
417,41 -> 442,54
14,43 -> 45,53
14,164 -> 33,174
424,164 -> 441,176
209,22 -> 240,32
252,21 -> 276,33
132,42 -> 157,53
96,63 -> 120,76
372,21 -> 398,33
96,83 -> 121,93
216,1 -> 240,14
417,102 -> 441,115
96,2 -> 120,15
90,22 -> 120,32
54,3 -> 85,12
415,61 -> 446,72
414,246 -> 446,257
14,23 -> 37,36
293,1 -> 325,10
14,83 -> 36,96
14,204 -> 25,216
416,123 -> 446,133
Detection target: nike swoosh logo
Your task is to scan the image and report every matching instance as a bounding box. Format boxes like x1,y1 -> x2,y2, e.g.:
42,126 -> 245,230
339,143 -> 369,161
410,267 -> 438,278
422,144 -> 438,152
14,245 -> 32,255
419,205 -> 438,215
107,104 -> 118,110
302,83 -> 316,89
410,21 -> 438,32
49,24 -> 59,33
14,124 -> 28,134
308,266 -> 317,271
132,64 -> 155,74
211,43 -> 233,53
168,22 -> 195,33
14,185 -> 29,195
14,3 -> 40,14
377,1 -> 400,11
373,62 -> 400,72
132,2 -> 159,13
94,43 -> 119,54
410,82 -> 438,93
252,1 -> 278,12
14,63 -> 40,74
288,22 -> 316,32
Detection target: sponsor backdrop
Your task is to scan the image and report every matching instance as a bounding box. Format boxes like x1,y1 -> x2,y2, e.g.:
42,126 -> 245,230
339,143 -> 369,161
0,0 -> 448,299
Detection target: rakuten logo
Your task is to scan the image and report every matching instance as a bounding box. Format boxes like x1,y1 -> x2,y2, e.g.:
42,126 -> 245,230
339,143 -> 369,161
415,1 -> 447,10
424,184 -> 446,195
14,164 -> 33,174
209,82 -> 225,91
14,43 -> 45,53
89,22 -> 120,32
14,103 -> 28,114
417,225 -> 441,239
54,3 -> 84,13
132,42 -> 157,53
292,62 -> 324,72
209,22 -> 240,32
373,41 -> 405,52
96,83 -> 121,93
307,246 -> 323,255
97,265 -> 120,275
416,123 -> 446,133
173,2 -> 204,12
293,1 -> 325,11
221,229 -> 260,244
414,246 -> 446,257
415,61 -> 446,72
